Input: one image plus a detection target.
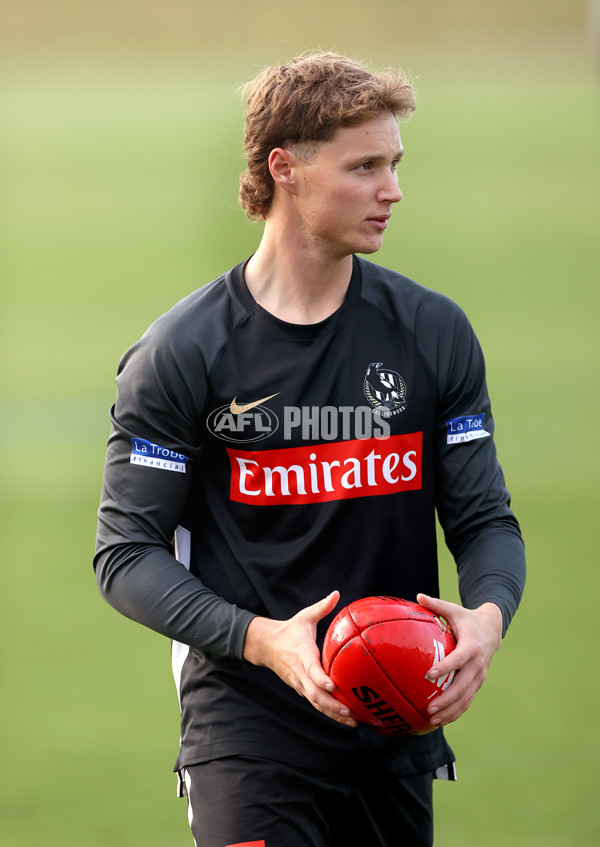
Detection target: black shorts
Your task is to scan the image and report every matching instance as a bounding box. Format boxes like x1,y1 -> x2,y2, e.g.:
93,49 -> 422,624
180,755 -> 442,847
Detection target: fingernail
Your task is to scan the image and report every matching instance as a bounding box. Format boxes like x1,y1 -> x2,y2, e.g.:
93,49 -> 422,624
431,718 -> 441,726
340,708 -> 351,716
427,670 -> 439,680
429,706 -> 438,714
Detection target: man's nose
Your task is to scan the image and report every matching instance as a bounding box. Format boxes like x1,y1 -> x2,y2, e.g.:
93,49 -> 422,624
380,171 -> 403,203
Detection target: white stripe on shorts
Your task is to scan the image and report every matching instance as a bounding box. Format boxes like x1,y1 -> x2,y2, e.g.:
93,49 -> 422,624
183,768 -> 198,847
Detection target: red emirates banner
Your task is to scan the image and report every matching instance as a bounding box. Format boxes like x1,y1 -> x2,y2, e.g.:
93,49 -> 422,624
227,432 -> 422,505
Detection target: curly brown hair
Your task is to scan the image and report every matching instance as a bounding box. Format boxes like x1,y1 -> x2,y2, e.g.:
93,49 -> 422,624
238,52 -> 416,221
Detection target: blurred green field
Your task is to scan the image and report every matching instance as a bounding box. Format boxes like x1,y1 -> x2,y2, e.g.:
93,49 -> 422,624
2,4 -> 600,845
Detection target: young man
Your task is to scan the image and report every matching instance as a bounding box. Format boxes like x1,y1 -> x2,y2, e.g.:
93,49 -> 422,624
95,53 -> 525,846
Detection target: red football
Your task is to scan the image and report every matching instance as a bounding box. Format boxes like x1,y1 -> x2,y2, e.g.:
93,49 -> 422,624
322,596 -> 456,736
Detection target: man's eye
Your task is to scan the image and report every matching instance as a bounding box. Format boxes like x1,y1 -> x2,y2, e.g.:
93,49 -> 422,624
358,162 -> 373,172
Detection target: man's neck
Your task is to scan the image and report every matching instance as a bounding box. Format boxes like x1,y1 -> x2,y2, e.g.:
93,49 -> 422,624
244,223 -> 354,325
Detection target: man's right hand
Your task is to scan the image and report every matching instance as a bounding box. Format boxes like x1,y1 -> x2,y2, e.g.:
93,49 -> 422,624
243,590 -> 358,728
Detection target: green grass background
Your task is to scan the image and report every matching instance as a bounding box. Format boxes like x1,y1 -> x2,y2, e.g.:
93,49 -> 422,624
1,2 -> 599,845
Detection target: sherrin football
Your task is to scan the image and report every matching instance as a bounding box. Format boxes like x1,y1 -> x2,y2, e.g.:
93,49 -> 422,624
322,596 -> 456,736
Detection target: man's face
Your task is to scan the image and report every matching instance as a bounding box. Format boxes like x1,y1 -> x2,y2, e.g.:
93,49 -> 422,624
291,113 -> 404,260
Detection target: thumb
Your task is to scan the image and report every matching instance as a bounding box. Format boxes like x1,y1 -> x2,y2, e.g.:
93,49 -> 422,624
417,593 -> 451,616
417,593 -> 461,638
305,590 -> 341,623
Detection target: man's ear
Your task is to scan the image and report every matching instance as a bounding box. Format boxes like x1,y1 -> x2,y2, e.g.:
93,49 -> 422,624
268,148 -> 298,195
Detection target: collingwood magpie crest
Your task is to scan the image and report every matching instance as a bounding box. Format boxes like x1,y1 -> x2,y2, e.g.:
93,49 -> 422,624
364,362 -> 407,417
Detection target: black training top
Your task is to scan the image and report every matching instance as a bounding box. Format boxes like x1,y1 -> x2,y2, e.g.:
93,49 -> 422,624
94,255 -> 525,775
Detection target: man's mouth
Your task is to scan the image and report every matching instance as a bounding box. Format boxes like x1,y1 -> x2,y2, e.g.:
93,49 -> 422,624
367,214 -> 391,231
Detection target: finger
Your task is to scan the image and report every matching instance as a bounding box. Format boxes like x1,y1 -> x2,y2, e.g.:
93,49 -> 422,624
428,665 -> 470,712
428,686 -> 476,726
297,670 -> 357,726
428,662 -> 487,724
305,655 -> 337,693
426,644 -> 469,681
308,689 -> 358,727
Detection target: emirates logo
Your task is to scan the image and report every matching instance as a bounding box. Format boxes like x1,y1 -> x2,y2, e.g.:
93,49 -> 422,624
227,432 -> 422,505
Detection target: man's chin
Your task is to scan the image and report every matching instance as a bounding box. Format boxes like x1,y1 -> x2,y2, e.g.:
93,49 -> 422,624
355,238 -> 384,256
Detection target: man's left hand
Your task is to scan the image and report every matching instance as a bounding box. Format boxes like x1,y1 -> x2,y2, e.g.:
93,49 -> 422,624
416,593 -> 503,728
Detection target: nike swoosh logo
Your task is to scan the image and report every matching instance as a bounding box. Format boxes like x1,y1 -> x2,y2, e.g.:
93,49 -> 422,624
230,393 -> 279,414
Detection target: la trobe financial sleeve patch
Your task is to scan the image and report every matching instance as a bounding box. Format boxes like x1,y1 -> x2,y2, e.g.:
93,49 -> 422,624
130,437 -> 189,473
446,414 -> 490,445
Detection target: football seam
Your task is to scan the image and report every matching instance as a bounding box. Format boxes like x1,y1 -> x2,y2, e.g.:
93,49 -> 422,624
326,613 -> 438,673
360,633 -> 430,723
348,608 -> 439,631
